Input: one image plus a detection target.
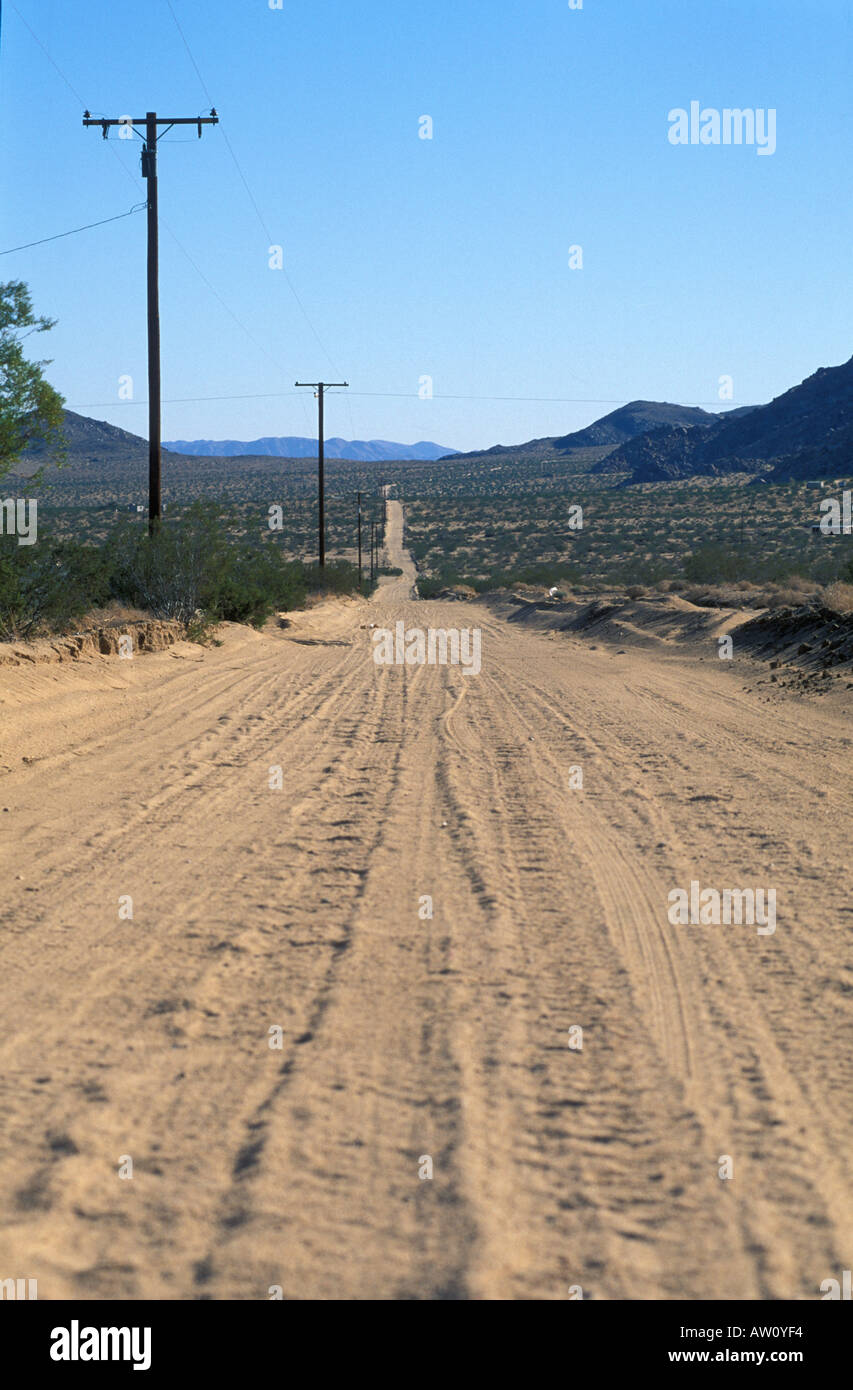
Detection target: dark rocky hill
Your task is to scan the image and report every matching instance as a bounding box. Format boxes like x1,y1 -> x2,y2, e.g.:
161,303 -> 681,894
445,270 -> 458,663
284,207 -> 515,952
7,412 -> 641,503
593,356 -> 853,484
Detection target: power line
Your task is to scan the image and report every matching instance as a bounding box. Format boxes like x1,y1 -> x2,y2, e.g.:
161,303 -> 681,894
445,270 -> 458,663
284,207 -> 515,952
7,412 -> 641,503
78,393 -> 302,407
162,0 -> 314,432
0,203 -> 147,255
75,390 -> 758,408
350,392 -> 759,407
15,7 -> 756,441
159,223 -> 294,374
101,136 -> 309,419
10,2 -> 88,106
164,0 -> 215,105
164,0 -> 349,391
10,4 -> 306,428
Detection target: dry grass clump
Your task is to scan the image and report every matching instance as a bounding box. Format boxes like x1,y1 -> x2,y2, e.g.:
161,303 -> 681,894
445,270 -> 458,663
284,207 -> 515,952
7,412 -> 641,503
680,578 -> 825,611
763,587 -> 817,610
681,583 -> 759,609
823,580 -> 853,614
72,602 -> 153,631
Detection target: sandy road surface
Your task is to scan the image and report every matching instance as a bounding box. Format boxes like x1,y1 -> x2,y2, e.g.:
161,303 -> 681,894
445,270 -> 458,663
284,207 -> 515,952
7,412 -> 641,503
0,501 -> 850,1300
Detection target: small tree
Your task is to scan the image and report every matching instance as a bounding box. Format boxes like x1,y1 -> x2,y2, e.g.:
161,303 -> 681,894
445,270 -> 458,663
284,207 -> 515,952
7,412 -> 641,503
0,280 -> 65,479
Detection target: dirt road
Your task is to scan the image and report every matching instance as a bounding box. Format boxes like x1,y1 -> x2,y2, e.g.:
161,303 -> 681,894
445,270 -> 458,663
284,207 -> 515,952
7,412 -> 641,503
0,501 -> 850,1300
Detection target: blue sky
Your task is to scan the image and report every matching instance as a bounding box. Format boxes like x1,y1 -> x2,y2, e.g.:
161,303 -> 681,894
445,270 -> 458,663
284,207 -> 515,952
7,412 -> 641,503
1,0 -> 850,452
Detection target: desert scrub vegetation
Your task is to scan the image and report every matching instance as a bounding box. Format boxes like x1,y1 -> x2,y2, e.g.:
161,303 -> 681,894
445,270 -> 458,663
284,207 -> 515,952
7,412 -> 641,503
23,459 -> 390,558
404,472 -> 853,596
416,559 -> 581,598
0,533 -> 112,639
823,580 -> 853,614
0,501 -> 369,641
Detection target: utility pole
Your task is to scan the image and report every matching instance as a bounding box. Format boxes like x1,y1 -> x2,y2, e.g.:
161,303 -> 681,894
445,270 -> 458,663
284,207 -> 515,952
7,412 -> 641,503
370,516 -> 376,584
83,109 -> 218,533
295,381 -> 349,567
357,490 -> 363,588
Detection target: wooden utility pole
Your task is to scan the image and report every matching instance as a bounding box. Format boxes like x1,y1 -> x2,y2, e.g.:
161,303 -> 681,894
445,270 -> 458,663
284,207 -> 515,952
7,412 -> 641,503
370,516 -> 376,583
144,113 -> 161,530
295,381 -> 349,567
83,109 -> 218,532
357,491 -> 363,587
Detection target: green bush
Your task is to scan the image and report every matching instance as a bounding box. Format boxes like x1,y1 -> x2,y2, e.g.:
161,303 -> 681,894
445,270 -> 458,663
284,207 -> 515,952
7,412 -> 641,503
0,501 -> 369,640
415,575 -> 446,598
0,535 -> 111,639
683,544 -> 743,584
107,504 -> 367,627
490,561 -> 581,589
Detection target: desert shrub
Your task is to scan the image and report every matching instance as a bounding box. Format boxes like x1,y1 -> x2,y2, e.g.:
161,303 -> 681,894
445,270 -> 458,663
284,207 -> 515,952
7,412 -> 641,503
416,575 -> 448,598
0,502 -> 369,641
503,561 -> 581,587
762,585 -> 819,610
108,504 -> 223,622
107,504 -> 366,627
311,559 -> 365,596
682,543 -> 832,589
766,579 -> 818,605
0,535 -> 112,639
824,580 -> 853,614
682,579 -> 825,611
408,539 -> 432,564
683,544 -> 743,584
634,560 -> 676,586
205,543 -> 287,626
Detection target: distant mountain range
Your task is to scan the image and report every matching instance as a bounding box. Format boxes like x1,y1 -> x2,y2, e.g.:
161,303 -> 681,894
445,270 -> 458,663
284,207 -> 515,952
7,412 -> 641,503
164,436 -> 457,462
15,353 -> 853,495
13,412 -> 457,485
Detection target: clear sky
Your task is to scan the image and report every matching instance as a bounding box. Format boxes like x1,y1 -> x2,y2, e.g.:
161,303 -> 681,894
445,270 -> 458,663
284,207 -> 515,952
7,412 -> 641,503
1,0 -> 850,453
